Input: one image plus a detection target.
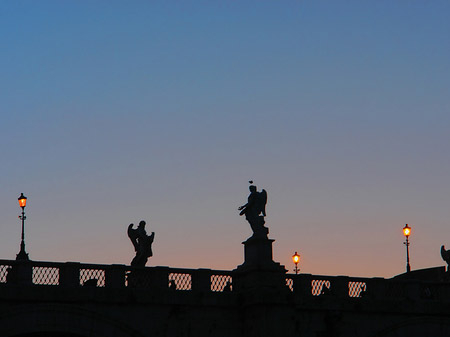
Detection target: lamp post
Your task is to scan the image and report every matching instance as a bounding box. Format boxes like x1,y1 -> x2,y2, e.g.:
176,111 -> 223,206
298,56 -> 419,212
16,193 -> 29,261
292,251 -> 300,275
403,224 -> 411,273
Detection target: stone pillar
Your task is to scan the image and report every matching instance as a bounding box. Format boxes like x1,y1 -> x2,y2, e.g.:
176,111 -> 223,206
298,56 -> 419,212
12,261 -> 32,285
106,264 -> 126,288
368,277 -> 386,300
191,269 -> 212,292
233,234 -> 293,337
334,276 -> 350,298
60,262 -> 80,287
151,266 -> 170,290
293,273 -> 313,299
234,235 -> 287,290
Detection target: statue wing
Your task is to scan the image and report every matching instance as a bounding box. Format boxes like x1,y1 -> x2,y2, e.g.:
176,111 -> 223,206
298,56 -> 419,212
259,189 -> 267,216
441,245 -> 449,263
127,224 -> 139,252
145,232 -> 155,258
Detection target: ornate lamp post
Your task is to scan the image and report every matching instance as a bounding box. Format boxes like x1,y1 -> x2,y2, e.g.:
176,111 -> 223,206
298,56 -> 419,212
16,193 -> 29,261
292,251 -> 300,275
403,224 -> 411,273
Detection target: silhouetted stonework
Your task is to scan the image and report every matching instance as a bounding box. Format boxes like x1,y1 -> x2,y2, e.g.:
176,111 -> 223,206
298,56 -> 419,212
2,258 -> 450,336
1,195 -> 449,337
4,189 -> 449,336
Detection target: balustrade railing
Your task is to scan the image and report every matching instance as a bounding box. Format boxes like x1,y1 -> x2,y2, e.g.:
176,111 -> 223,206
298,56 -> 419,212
286,277 -> 294,292
33,266 -> 59,285
169,271 -> 192,290
211,271 -> 233,292
0,260 -> 234,293
284,273 -> 450,301
1,259 -> 449,301
286,275 -> 370,298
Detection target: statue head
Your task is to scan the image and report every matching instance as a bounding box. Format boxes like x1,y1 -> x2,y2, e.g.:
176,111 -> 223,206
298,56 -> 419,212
249,185 -> 257,193
138,220 -> 146,228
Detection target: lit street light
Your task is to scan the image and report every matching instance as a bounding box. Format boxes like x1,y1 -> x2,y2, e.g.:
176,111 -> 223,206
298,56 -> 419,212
16,193 -> 29,261
292,251 -> 300,275
403,224 -> 411,273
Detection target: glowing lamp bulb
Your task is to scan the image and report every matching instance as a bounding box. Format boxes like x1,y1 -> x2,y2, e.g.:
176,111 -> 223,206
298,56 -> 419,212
403,224 -> 411,237
18,193 -> 27,208
292,252 -> 300,264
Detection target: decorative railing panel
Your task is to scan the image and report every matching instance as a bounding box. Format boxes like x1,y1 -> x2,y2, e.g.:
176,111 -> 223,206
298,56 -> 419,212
348,281 -> 366,298
1,259 -> 449,303
33,266 -> 59,285
169,272 -> 192,291
211,274 -> 232,292
311,279 -> 331,296
0,264 -> 11,283
80,268 -> 106,287
286,278 -> 294,292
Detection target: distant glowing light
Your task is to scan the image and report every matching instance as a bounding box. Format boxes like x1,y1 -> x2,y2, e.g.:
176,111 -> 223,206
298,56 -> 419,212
18,193 -> 27,208
292,251 -> 300,274
403,224 -> 411,237
292,252 -> 300,264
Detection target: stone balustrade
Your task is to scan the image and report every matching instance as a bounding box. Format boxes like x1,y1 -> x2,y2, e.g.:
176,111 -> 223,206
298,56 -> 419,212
0,259 -> 448,303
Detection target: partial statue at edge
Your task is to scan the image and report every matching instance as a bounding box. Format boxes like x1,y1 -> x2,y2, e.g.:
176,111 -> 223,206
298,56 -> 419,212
127,220 -> 155,267
238,181 -> 269,238
441,245 -> 450,271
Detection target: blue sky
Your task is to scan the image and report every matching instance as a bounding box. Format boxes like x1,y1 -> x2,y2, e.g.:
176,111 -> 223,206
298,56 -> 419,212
1,1 -> 449,277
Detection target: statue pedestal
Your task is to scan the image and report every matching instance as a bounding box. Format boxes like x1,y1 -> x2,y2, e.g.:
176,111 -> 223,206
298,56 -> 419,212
233,234 -> 289,337
240,235 -> 277,269
234,235 -> 287,290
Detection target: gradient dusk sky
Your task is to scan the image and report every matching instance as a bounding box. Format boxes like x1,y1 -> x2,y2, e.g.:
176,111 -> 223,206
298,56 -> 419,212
1,1 -> 449,278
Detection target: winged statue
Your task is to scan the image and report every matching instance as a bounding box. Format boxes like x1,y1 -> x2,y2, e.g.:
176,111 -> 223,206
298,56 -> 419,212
441,245 -> 450,270
238,183 -> 269,238
127,220 -> 155,267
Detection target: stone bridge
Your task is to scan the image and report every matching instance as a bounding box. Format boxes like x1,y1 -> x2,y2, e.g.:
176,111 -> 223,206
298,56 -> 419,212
1,237 -> 450,337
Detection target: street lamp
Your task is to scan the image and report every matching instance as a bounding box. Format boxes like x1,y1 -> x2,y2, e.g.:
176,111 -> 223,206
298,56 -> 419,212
403,224 -> 411,273
16,193 -> 29,261
292,251 -> 300,275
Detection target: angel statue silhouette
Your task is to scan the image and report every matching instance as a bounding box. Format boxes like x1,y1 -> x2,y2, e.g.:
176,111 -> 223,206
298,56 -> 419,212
127,220 -> 155,267
238,182 -> 269,238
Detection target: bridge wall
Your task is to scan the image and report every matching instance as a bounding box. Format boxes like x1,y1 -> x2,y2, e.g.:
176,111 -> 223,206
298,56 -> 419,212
1,260 -> 450,337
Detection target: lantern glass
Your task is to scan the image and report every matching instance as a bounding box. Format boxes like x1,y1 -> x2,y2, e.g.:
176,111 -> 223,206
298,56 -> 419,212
403,224 -> 411,237
18,193 -> 27,208
292,252 -> 300,264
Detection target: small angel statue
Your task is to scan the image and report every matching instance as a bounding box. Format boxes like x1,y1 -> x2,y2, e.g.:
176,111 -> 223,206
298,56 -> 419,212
127,220 -> 155,267
238,182 -> 269,238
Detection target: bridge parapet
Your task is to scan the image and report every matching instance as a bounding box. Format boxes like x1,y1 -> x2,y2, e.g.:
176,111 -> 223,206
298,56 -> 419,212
1,259 -> 449,302
286,273 -> 450,302
3,259 -> 450,337
0,259 -> 234,293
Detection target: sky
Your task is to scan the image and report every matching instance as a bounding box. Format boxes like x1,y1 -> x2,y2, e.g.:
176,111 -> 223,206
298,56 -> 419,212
1,1 -> 449,278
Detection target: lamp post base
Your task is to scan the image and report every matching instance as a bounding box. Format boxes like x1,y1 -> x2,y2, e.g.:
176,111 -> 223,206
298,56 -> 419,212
16,250 -> 29,261
16,241 -> 29,261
